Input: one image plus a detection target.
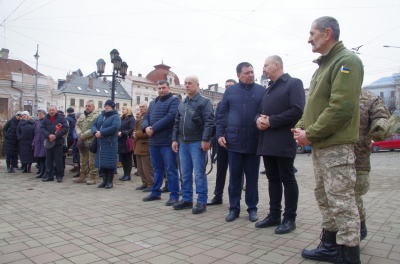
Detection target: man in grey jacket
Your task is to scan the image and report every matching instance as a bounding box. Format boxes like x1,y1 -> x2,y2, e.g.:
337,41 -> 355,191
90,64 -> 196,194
172,76 -> 215,214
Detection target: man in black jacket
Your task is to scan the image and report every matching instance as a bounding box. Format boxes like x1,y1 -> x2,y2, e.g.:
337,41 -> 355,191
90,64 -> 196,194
255,55 -> 305,234
172,76 -> 215,214
41,105 -> 69,182
208,79 -> 237,205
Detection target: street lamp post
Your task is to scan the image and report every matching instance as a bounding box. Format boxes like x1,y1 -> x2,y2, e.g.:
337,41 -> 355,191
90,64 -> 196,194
33,44 -> 39,119
96,49 -> 128,102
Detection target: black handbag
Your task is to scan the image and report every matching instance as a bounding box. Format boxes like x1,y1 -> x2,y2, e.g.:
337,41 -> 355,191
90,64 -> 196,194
89,139 -> 97,154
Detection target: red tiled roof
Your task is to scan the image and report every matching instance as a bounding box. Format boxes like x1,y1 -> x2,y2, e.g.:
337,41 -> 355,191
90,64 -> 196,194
0,58 -> 43,81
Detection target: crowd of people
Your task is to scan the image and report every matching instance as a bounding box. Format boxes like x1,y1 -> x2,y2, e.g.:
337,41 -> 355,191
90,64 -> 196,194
2,16 -> 400,263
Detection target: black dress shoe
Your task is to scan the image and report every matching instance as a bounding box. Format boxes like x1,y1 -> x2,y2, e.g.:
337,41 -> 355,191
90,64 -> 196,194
249,211 -> 258,222
225,211 -> 240,222
42,178 -> 54,182
121,176 -> 131,181
255,215 -> 281,228
165,198 -> 179,206
260,170 -> 266,174
142,187 -> 152,192
161,186 -> 169,193
275,219 -> 296,234
56,179 -> 63,183
173,200 -> 193,210
192,203 -> 206,214
119,175 -> 127,181
142,195 -> 161,202
207,196 -> 223,205
135,185 -> 147,190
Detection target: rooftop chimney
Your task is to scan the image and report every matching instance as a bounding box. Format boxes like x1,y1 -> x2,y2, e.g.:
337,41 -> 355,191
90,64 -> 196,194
89,77 -> 94,88
138,73 -> 142,77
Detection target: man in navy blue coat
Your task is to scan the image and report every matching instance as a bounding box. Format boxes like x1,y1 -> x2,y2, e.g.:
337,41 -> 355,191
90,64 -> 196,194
255,55 -> 305,234
142,80 -> 180,205
216,62 -> 266,222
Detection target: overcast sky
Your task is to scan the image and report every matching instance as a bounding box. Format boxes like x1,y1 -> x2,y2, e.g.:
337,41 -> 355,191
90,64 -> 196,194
1,0 -> 400,89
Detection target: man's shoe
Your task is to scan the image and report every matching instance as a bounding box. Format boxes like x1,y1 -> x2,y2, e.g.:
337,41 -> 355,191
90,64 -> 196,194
173,200 -> 193,210
337,245 -> 361,264
260,170 -> 266,174
142,195 -> 161,202
301,230 -> 338,262
135,185 -> 147,190
73,177 -> 86,183
226,211 -> 240,222
161,186 -> 169,193
86,180 -> 96,185
255,215 -> 281,228
121,176 -> 131,181
42,178 -> 54,182
207,196 -> 222,205
119,175 -> 126,181
134,172 -> 140,176
142,187 -> 152,192
56,178 -> 63,183
275,219 -> 296,234
165,198 -> 179,206
249,211 -> 258,222
35,174 -> 43,178
192,203 -> 206,214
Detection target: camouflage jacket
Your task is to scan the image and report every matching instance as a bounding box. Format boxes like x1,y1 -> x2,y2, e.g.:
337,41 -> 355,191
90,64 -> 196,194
355,89 -> 399,171
76,110 -> 99,143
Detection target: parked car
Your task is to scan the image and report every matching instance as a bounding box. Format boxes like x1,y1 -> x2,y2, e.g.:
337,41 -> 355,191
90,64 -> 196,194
297,145 -> 312,154
371,133 -> 400,153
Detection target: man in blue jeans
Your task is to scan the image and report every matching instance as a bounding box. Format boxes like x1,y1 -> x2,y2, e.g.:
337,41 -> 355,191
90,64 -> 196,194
172,76 -> 215,214
142,80 -> 180,206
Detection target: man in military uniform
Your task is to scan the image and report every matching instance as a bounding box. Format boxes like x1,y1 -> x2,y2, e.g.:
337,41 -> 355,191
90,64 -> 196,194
355,89 -> 400,240
74,100 -> 99,185
293,16 -> 364,263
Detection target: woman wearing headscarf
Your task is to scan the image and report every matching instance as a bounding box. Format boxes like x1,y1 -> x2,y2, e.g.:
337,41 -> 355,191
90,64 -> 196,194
32,109 -> 47,178
17,111 -> 35,172
91,100 -> 121,189
118,106 -> 135,181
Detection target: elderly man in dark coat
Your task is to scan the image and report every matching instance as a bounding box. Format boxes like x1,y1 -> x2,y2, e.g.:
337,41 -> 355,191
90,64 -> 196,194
255,55 -> 305,234
2,112 -> 22,173
91,100 -> 121,189
41,106 -> 69,182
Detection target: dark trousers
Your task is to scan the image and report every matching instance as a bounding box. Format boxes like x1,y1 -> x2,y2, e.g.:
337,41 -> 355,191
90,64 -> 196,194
213,145 -> 229,199
228,151 -> 260,213
120,152 -> 133,177
263,155 -> 298,221
45,144 -> 64,180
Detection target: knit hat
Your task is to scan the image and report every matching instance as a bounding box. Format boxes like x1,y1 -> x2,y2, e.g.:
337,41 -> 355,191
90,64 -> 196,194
21,111 -> 30,116
67,107 -> 74,113
38,108 -> 47,115
104,100 -> 115,109
16,111 -> 22,116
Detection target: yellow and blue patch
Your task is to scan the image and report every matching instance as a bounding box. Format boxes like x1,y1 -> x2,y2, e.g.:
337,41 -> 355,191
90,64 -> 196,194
341,66 -> 350,74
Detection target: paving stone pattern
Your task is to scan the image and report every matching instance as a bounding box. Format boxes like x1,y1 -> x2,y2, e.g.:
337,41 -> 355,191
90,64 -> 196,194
0,151 -> 399,263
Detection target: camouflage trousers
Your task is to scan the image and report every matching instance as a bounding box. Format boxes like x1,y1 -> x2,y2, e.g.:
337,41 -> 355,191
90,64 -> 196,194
355,170 -> 370,221
79,145 -> 98,177
312,144 -> 360,247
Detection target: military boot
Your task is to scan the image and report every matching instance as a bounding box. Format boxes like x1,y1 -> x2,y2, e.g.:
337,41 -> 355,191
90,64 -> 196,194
336,245 -> 361,264
86,174 -> 97,185
73,173 -> 87,183
302,230 -> 338,263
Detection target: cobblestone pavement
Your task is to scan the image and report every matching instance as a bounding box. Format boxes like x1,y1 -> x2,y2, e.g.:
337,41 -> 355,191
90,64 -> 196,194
0,151 -> 399,264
